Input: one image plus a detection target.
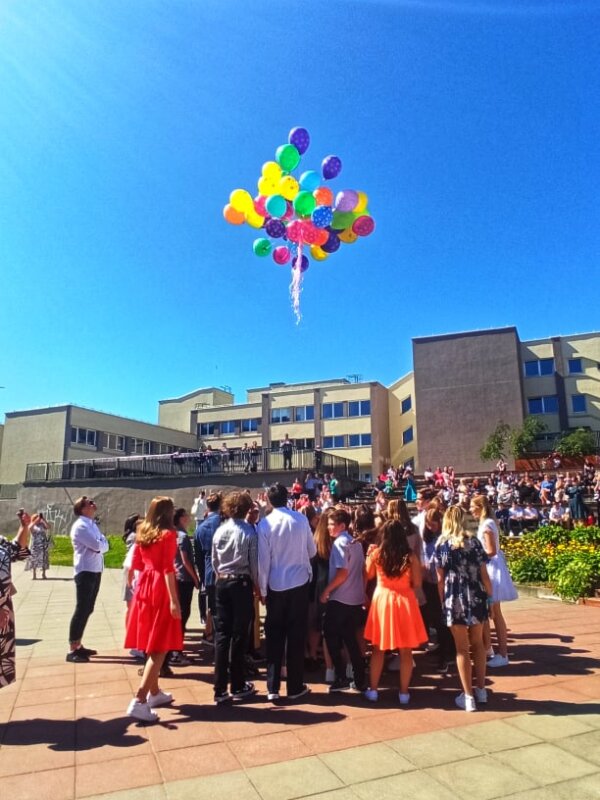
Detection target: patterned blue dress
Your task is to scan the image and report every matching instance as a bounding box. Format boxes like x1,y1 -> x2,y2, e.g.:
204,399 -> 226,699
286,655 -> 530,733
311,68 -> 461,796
435,537 -> 489,627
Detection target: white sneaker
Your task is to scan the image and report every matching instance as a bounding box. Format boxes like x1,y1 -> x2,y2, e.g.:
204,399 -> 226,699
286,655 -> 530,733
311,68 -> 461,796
487,654 -> 510,668
455,693 -> 477,712
325,668 -> 335,683
364,688 -> 379,702
398,692 -> 410,705
474,687 -> 488,704
267,692 -> 280,701
147,690 -> 173,708
127,698 -> 159,722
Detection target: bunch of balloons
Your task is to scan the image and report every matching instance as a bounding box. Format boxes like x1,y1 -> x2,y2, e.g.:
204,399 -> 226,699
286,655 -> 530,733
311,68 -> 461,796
223,126 -> 375,321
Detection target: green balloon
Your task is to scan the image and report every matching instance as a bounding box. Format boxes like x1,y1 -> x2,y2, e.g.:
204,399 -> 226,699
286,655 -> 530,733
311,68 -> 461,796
253,238 -> 272,257
293,190 -> 316,218
275,143 -> 300,172
332,210 -> 357,230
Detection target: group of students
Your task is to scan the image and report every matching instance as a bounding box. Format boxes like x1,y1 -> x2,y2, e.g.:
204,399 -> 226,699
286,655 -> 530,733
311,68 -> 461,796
121,482 -> 517,723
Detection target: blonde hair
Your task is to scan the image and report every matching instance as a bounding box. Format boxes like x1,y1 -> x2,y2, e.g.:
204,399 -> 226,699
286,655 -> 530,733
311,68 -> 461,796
470,495 -> 492,520
438,506 -> 468,549
137,496 -> 175,547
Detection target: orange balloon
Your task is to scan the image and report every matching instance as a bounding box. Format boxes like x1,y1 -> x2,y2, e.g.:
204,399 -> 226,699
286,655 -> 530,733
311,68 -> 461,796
223,203 -> 245,225
339,228 -> 358,244
314,228 -> 329,246
314,186 -> 334,206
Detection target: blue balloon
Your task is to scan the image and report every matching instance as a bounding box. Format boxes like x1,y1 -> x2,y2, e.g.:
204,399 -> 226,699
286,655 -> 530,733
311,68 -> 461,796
299,170 -> 320,192
292,253 -> 309,271
312,205 -> 333,229
321,231 -> 340,253
288,127 -> 310,155
265,218 -> 286,238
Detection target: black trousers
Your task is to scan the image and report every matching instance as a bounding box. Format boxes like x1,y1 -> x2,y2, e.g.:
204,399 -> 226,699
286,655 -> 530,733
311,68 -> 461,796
68,571 -> 102,644
265,581 -> 309,695
214,577 -> 253,693
283,453 -> 292,470
421,581 -> 455,662
323,600 -> 366,689
177,581 -> 195,636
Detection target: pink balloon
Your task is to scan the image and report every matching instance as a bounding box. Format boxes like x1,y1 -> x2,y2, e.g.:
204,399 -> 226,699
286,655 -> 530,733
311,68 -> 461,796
283,201 -> 294,220
352,215 -> 375,237
254,195 -> 268,216
301,222 -> 320,244
273,245 -> 291,265
286,220 -> 304,243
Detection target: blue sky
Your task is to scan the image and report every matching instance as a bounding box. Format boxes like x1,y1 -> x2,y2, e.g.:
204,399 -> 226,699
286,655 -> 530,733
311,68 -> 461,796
1,0 -> 598,424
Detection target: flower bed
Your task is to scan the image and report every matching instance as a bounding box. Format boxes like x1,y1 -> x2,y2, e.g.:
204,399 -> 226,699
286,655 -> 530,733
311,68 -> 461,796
503,524 -> 600,602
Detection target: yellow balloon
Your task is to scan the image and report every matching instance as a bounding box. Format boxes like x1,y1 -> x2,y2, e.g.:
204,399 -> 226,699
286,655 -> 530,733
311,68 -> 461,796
310,245 -> 328,261
355,191 -> 368,213
339,228 -> 358,244
278,175 -> 300,201
245,209 -> 265,229
257,176 -> 278,196
230,188 -> 254,214
262,161 -> 282,181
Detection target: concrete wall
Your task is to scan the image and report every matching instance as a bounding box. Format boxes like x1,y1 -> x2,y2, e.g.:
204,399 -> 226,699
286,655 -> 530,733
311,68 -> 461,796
389,372 -> 417,468
413,328 -> 525,473
0,408 -> 68,484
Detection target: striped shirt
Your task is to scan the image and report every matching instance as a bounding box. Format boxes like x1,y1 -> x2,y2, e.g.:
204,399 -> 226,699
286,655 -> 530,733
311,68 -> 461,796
211,518 -> 258,586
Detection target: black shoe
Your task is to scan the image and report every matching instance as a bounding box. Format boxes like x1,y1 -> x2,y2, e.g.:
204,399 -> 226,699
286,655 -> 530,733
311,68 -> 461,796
329,678 -> 351,693
160,665 -> 174,678
78,647 -> 97,657
287,684 -> 311,700
214,690 -> 233,704
66,650 -> 89,663
232,682 -> 256,700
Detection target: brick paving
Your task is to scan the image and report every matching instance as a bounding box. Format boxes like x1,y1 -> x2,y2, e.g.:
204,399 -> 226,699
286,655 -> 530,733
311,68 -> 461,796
1,563 -> 599,800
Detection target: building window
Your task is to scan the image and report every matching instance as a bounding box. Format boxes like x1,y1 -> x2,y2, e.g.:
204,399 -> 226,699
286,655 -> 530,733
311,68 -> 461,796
323,435 -> 345,449
572,394 -> 587,413
348,433 -> 372,447
71,427 -> 97,447
527,395 -> 559,415
322,402 -> 345,419
402,426 -> 414,445
401,396 -> 412,414
348,400 -> 370,417
271,407 -> 291,424
295,438 -> 315,450
198,422 -> 216,437
103,433 -> 126,451
221,420 -> 236,434
294,405 -> 315,422
524,358 -> 554,377
241,418 -> 258,432
568,358 -> 583,374
157,443 -> 175,454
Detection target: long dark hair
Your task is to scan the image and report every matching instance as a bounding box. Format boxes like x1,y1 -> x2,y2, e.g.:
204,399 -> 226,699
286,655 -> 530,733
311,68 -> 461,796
376,519 -> 411,578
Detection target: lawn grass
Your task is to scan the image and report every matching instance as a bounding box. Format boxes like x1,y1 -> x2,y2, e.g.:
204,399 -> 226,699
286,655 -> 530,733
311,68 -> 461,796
50,535 -> 126,569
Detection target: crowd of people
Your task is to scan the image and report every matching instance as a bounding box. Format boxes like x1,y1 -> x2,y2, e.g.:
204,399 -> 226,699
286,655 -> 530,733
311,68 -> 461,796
2,456 -> 596,724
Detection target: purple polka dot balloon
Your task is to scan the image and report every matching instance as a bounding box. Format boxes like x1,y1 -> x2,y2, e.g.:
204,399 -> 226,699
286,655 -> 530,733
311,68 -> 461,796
321,231 -> 341,253
293,253 -> 310,271
288,127 -> 310,155
265,218 -> 286,238
322,155 -> 342,181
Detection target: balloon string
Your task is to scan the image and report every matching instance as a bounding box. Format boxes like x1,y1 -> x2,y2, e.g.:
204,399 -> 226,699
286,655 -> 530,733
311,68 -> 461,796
290,240 -> 303,324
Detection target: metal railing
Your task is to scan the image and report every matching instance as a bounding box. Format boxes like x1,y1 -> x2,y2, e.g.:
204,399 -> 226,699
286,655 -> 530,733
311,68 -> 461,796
25,448 -> 360,483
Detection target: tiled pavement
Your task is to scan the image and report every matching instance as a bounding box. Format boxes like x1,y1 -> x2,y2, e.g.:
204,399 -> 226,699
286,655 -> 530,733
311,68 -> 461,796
1,564 -> 599,800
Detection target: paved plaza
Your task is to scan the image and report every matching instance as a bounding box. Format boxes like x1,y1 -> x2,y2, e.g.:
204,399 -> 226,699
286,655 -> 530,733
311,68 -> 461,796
1,564 -> 599,800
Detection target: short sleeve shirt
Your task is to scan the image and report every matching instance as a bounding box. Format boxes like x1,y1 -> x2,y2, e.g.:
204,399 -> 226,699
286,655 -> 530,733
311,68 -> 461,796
329,531 -> 365,605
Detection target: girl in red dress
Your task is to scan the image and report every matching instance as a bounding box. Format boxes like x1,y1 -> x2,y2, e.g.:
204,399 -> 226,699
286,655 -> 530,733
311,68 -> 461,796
125,497 -> 182,723
364,519 -> 427,705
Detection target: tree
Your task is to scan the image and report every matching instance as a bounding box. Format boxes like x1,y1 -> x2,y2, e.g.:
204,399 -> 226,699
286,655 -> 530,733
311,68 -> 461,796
555,428 -> 597,458
508,416 -> 547,458
480,421 -> 510,462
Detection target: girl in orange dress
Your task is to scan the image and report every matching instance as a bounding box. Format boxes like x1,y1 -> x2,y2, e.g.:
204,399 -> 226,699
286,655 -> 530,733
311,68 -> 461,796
364,519 -> 427,705
125,497 -> 182,723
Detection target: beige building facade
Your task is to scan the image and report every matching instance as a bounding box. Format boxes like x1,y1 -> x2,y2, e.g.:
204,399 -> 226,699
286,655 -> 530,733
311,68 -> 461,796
1,328 -> 598,487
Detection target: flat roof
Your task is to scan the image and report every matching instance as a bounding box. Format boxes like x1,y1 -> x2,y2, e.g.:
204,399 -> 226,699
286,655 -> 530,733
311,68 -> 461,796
413,326 -> 519,344
247,378 -> 351,393
158,387 -> 233,404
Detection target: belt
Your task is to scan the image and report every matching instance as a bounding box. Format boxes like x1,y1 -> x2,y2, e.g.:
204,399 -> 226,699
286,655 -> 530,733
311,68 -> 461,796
217,572 -> 250,581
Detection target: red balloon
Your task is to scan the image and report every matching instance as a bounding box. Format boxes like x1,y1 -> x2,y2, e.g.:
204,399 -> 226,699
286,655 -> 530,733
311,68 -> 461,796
301,222 -> 320,244
313,228 -> 329,246
254,195 -> 268,216
286,220 -> 304,243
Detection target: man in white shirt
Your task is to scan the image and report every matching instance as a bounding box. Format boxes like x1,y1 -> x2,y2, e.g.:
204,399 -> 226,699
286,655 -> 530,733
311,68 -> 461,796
258,483 -> 316,701
67,496 -> 109,663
